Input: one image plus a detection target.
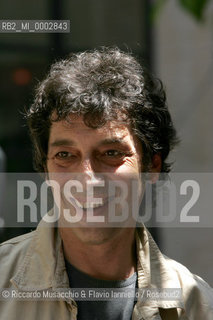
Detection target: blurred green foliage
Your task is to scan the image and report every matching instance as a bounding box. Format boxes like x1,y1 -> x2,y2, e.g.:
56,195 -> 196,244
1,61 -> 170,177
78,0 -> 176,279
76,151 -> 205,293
151,0 -> 211,22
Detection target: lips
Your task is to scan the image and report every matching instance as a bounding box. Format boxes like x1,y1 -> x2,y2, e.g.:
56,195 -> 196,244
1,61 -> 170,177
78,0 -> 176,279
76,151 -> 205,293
70,197 -> 108,210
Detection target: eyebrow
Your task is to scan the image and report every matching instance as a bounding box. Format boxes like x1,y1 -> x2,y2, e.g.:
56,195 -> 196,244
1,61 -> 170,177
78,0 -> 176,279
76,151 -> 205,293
50,137 -> 127,148
50,139 -> 77,147
98,137 -> 127,146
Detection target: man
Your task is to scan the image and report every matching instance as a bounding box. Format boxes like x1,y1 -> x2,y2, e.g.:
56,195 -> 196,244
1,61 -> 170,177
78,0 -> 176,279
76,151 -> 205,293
0,47 -> 212,319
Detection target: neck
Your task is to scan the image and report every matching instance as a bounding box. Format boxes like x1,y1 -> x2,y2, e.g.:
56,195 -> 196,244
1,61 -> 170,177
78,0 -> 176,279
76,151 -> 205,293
60,227 -> 137,281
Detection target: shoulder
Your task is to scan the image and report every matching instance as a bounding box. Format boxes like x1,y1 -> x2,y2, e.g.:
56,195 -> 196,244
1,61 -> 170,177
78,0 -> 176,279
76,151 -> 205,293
164,255 -> 213,317
0,231 -> 36,287
0,230 -> 35,254
164,254 -> 212,290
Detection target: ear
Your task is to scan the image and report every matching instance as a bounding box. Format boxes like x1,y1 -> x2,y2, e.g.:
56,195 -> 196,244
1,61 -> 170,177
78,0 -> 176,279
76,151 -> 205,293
149,154 -> 162,184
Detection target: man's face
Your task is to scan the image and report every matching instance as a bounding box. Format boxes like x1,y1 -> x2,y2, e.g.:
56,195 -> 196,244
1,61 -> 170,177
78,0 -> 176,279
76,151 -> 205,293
47,114 -> 144,244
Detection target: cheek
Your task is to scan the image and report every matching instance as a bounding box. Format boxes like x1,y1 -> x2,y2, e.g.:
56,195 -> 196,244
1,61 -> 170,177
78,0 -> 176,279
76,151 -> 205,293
107,159 -> 142,195
46,161 -> 73,191
120,157 -> 141,175
106,157 -> 141,188
47,158 -> 55,170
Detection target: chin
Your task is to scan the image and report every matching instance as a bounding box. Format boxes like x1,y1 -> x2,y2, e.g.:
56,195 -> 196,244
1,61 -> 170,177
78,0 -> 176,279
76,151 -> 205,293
71,227 -> 122,245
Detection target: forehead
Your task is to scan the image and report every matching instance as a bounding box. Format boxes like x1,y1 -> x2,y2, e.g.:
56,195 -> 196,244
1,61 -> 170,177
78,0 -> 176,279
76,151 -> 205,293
49,115 -> 136,143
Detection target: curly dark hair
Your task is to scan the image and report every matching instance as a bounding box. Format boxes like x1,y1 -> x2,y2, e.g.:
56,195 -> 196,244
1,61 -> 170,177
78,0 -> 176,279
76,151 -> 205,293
26,47 -> 178,172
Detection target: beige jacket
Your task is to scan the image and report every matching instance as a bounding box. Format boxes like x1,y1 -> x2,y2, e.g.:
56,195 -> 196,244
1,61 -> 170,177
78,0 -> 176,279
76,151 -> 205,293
0,217 -> 212,320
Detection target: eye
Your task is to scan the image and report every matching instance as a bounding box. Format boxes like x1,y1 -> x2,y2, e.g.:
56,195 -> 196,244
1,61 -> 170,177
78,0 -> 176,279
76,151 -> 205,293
55,151 -> 75,159
104,150 -> 125,157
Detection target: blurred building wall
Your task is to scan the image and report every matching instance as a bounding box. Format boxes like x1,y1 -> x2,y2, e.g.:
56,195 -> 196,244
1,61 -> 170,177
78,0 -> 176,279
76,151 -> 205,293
154,0 -> 213,285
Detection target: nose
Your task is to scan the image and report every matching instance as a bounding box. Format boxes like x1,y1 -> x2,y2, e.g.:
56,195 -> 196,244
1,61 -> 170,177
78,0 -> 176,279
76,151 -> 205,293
73,159 -> 104,200
79,158 -> 102,186
81,158 -> 94,175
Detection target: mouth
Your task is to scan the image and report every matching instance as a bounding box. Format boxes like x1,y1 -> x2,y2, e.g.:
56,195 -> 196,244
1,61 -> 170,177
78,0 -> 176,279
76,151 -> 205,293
69,197 -> 110,211
61,195 -> 130,225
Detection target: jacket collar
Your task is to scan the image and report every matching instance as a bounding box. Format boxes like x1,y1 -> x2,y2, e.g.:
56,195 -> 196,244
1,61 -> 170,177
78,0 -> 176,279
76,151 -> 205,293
11,215 -> 69,291
11,214 -> 184,311
135,226 -> 184,311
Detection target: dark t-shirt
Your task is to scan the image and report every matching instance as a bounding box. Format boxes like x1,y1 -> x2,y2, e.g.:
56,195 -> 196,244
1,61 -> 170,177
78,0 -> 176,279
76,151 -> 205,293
65,259 -> 137,320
